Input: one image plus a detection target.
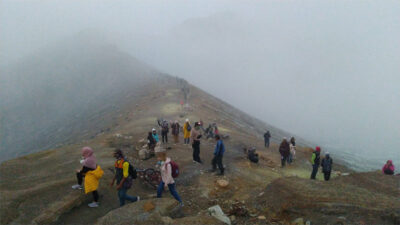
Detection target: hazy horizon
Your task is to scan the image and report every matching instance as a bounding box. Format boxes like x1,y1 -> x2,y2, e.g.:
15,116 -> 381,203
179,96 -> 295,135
1,0 -> 399,169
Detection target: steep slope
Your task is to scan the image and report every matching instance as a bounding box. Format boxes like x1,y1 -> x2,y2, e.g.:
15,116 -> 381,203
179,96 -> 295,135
1,77 -> 398,225
0,33 -> 160,161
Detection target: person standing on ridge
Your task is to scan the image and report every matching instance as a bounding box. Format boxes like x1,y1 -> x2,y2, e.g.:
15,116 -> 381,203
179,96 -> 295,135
110,149 -> 140,207
289,137 -> 296,163
183,119 -> 191,144
158,119 -> 169,144
72,147 -> 103,208
156,151 -> 183,206
310,146 -> 321,179
382,160 -> 395,175
171,121 -> 180,144
191,122 -> 203,164
264,131 -> 271,148
211,135 -> 225,175
321,152 -> 333,181
279,138 -> 290,167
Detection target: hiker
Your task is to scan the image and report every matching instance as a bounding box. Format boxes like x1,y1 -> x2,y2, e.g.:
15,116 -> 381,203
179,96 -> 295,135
158,119 -> 169,144
214,124 -> 219,135
247,147 -> 259,163
211,135 -> 225,175
110,149 -> 140,207
263,131 -> 271,148
72,147 -> 103,208
279,138 -> 290,167
152,128 -> 160,143
156,151 -> 183,206
289,137 -> 296,163
171,121 -> 180,144
321,152 -> 333,181
191,122 -> 203,163
310,146 -> 321,179
183,119 -> 191,144
205,124 -> 214,139
147,132 -> 156,156
382,160 -> 395,175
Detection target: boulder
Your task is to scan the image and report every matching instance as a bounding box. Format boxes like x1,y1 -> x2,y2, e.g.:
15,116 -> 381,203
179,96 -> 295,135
208,205 -> 231,225
216,179 -> 229,188
139,149 -> 150,160
95,198 -> 178,225
292,217 -> 304,225
143,201 -> 155,212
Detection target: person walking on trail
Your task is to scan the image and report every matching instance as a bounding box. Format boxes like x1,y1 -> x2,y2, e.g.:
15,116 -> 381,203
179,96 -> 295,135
279,138 -> 290,167
72,147 -> 103,208
156,151 -> 183,206
191,122 -> 203,164
382,160 -> 395,175
183,119 -> 191,144
264,131 -> 271,148
321,152 -> 333,181
310,146 -> 321,179
152,128 -> 160,143
171,121 -> 180,144
110,149 -> 140,207
289,137 -> 296,163
211,135 -> 225,175
158,119 -> 169,144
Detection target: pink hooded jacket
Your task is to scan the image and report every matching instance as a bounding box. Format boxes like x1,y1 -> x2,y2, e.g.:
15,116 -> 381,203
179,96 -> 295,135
161,157 -> 174,185
382,160 -> 395,174
82,147 -> 97,169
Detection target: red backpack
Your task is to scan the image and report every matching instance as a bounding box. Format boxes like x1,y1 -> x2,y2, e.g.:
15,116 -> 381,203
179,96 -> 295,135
167,161 -> 180,178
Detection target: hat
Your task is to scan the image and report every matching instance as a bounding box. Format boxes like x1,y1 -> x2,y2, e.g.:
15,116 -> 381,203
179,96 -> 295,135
316,146 -> 321,152
152,128 -> 156,132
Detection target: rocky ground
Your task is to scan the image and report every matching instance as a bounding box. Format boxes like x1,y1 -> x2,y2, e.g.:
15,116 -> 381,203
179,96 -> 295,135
1,80 -> 399,225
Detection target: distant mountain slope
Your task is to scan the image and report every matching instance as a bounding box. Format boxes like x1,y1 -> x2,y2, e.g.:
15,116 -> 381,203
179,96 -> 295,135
0,33 -> 161,161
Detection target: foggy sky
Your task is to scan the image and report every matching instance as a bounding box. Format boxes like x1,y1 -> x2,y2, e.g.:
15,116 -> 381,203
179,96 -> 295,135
1,0 -> 399,166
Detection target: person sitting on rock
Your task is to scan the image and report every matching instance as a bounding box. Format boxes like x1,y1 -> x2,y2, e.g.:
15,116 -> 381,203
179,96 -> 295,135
72,147 -> 103,208
147,132 -> 156,156
152,128 -> 160,143
247,147 -> 259,164
321,152 -> 333,181
382,160 -> 395,175
110,149 -> 140,207
310,146 -> 321,179
211,135 -> 225,175
156,151 -> 183,206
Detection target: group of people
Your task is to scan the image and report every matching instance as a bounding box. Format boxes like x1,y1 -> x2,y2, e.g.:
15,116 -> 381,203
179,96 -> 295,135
72,123 -> 396,209
71,118 -> 226,208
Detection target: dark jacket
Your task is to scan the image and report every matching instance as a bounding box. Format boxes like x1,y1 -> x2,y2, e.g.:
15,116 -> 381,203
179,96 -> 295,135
311,151 -> 321,166
171,123 -> 180,136
264,132 -> 271,140
148,133 -> 156,145
321,155 -> 332,172
279,141 -> 290,157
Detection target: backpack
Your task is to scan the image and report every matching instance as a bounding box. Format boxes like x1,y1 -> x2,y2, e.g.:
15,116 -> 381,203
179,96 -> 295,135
167,161 -> 180,178
187,124 -> 192,132
128,163 -> 137,179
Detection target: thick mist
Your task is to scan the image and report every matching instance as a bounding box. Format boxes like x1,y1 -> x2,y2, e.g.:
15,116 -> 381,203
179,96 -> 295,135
1,0 -> 399,170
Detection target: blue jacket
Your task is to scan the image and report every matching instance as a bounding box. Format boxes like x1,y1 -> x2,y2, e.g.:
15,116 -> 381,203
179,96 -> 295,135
152,134 -> 159,142
214,140 -> 225,156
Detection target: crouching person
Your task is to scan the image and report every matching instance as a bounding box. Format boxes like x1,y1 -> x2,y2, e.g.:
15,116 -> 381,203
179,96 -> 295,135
110,149 -> 140,207
156,151 -> 183,207
72,147 -> 103,208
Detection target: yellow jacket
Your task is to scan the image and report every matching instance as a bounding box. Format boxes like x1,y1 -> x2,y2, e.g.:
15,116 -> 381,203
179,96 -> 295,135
183,122 -> 191,139
84,165 -> 104,194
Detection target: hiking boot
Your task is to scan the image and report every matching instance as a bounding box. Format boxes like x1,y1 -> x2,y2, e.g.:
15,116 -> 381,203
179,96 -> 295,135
179,202 -> 184,207
216,172 -> 224,176
72,184 -> 83,190
88,202 -> 99,208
